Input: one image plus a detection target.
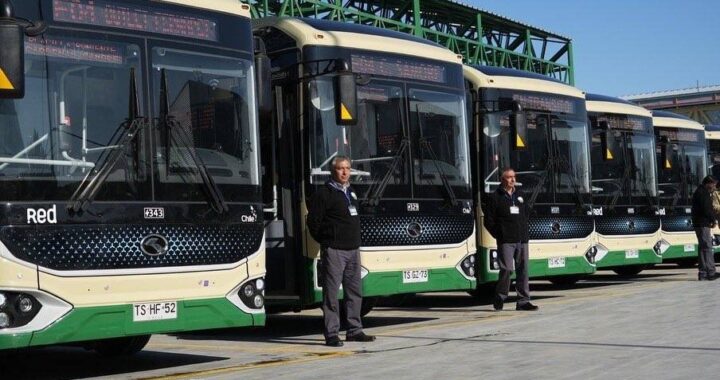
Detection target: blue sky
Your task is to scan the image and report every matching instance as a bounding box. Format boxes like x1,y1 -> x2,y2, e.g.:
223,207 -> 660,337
472,0 -> 720,97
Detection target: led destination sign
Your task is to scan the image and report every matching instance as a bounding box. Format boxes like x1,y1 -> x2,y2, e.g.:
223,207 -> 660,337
53,0 -> 218,42
511,93 -> 576,114
26,36 -> 125,64
351,54 -> 446,83
658,128 -> 703,143
596,115 -> 651,133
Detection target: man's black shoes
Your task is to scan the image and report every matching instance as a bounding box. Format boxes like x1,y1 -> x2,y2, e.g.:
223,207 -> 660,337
325,336 -> 344,347
516,302 -> 539,311
698,273 -> 720,281
346,332 -> 376,342
493,296 -> 504,311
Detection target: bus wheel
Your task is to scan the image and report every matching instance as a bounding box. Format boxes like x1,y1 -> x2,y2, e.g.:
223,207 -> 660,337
549,276 -> 580,287
613,266 -> 644,277
91,335 -> 151,356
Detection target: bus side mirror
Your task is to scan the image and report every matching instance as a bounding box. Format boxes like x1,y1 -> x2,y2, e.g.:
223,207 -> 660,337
660,137 -> 672,170
509,101 -> 527,150
599,121 -> 614,161
333,59 -> 357,126
253,37 -> 272,116
0,22 -> 25,99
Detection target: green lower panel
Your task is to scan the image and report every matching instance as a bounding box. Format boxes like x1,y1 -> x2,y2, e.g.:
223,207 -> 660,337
477,247 -> 595,283
1,297 -> 263,350
361,267 -> 475,298
662,244 -> 698,260
595,248 -> 662,268
307,265 -> 475,304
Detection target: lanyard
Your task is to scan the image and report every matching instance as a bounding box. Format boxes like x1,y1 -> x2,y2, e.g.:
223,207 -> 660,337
328,181 -> 352,206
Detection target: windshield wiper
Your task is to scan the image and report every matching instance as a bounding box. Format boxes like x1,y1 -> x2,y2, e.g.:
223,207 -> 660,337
363,138 -> 409,206
528,128 -> 585,210
68,68 -> 145,214
157,69 -> 229,214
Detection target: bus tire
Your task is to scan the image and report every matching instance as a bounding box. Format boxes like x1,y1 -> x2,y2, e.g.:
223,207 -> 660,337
91,335 -> 151,356
612,266 -> 644,277
549,276 -> 580,287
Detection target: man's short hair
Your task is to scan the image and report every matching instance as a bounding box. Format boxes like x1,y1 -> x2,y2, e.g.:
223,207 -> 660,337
500,167 -> 515,177
331,155 -> 351,169
702,175 -> 718,185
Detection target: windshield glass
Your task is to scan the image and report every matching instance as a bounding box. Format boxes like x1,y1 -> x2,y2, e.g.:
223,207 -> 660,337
708,139 -> 720,179
482,91 -> 590,205
308,77 -> 471,200
656,127 -> 706,205
590,114 -> 657,204
0,33 -> 145,201
150,46 -> 259,202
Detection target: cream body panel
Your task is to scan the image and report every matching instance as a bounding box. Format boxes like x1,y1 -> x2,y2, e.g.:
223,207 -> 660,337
653,116 -> 704,131
463,65 -> 584,99
528,236 -> 594,259
255,18 -> 461,64
596,232 -> 660,251
0,252 -> 38,289
586,100 -> 652,118
157,0 -> 251,17
705,131 -> 720,140
661,230 -> 697,247
39,264 -> 250,306
358,232 -> 474,272
246,239 -> 267,279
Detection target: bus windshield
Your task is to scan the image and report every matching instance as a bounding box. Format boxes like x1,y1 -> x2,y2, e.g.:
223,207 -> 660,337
307,56 -> 471,201
590,114 -> 657,206
656,128 -> 706,206
0,22 -> 258,203
482,90 -> 590,206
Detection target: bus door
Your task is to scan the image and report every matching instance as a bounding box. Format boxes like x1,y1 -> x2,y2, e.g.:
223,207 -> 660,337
262,81 -> 302,305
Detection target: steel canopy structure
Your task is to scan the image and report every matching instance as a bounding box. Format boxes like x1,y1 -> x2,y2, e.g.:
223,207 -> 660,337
248,0 -> 575,84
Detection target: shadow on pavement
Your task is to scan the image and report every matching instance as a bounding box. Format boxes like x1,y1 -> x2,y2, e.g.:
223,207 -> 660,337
0,347 -> 226,380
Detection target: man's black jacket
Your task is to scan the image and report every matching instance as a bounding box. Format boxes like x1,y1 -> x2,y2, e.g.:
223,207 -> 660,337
307,182 -> 362,250
484,187 -> 530,243
692,185 -> 715,228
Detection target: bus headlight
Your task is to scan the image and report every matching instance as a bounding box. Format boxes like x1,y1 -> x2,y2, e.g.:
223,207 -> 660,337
0,312 -> 10,328
653,239 -> 670,255
18,296 -> 33,313
489,249 -> 500,270
0,292 -> 42,329
459,254 -> 477,277
0,293 -> 6,308
238,278 -> 265,310
585,246 -> 598,264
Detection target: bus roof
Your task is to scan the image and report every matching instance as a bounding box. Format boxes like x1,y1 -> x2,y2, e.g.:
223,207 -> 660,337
463,64 -> 584,99
586,93 -> 651,118
652,110 -> 704,130
705,125 -> 720,140
160,0 -> 250,17
253,17 -> 462,64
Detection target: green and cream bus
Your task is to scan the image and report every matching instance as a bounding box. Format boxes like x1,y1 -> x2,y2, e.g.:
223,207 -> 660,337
586,94 -> 663,275
254,18 -> 476,313
0,0 -> 268,353
464,66 -> 596,288
653,111 -> 706,265
704,125 -> 720,254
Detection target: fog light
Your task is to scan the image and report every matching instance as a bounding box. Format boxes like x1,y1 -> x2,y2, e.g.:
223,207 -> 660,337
18,296 -> 33,313
0,312 -> 9,328
0,293 -> 6,308
469,255 -> 476,264
462,259 -> 471,269
255,278 -> 265,291
253,294 -> 264,308
491,250 -> 498,258
242,283 -> 255,298
468,267 -> 475,277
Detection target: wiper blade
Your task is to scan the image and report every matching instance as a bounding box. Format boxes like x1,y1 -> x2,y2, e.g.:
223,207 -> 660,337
158,69 -> 228,214
418,137 -> 457,205
363,138 -> 409,206
68,67 -> 144,213
68,117 -> 146,213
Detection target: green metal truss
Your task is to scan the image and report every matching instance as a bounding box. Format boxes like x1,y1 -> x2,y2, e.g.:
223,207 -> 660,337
247,0 -> 574,84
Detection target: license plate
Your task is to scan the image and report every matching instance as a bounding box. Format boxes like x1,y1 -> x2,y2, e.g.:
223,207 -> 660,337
625,249 -> 639,259
684,244 -> 695,252
402,269 -> 429,283
548,257 -> 565,268
133,301 -> 177,322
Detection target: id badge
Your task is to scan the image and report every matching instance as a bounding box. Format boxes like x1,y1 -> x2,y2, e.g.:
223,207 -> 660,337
510,206 -> 520,214
348,205 -> 358,216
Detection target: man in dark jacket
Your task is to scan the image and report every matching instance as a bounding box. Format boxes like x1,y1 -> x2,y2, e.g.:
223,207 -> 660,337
691,175 -> 719,281
484,167 -> 538,311
307,155 -> 376,346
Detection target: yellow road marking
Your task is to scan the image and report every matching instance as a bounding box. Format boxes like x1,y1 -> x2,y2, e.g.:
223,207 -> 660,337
140,351 -> 352,380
